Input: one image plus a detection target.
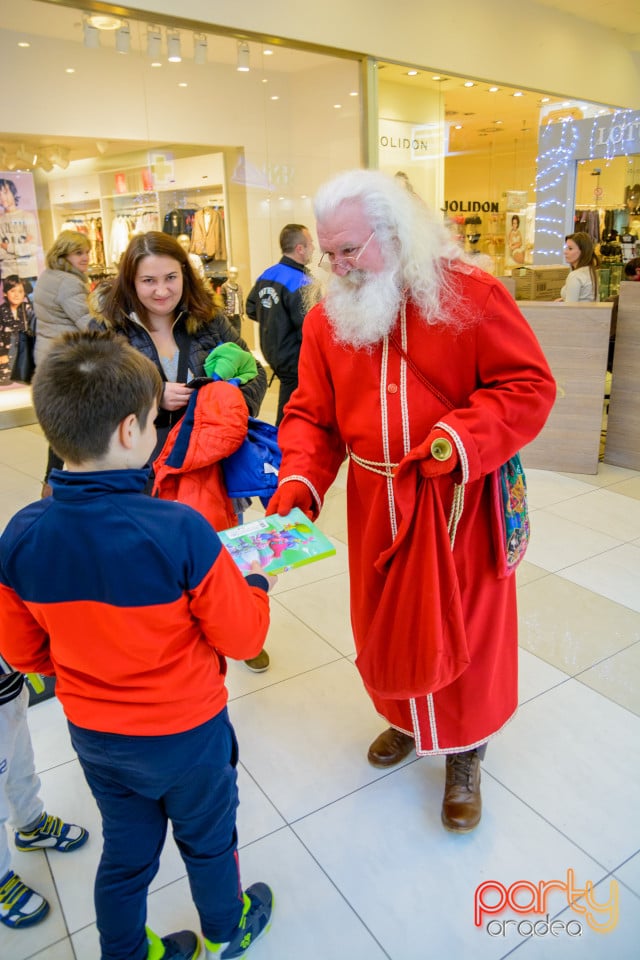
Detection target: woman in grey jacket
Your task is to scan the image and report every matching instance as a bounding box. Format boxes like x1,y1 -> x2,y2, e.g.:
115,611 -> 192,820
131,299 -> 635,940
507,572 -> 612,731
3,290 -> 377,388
33,230 -> 94,487
33,230 -> 93,367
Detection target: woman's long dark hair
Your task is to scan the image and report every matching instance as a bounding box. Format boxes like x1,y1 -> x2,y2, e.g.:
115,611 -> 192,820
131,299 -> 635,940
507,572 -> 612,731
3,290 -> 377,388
97,231 -> 214,333
566,231 -> 599,300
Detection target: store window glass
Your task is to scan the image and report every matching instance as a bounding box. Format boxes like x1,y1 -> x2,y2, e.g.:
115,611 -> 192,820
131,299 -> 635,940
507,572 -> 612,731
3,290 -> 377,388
0,1 -> 361,412
376,63 -> 620,279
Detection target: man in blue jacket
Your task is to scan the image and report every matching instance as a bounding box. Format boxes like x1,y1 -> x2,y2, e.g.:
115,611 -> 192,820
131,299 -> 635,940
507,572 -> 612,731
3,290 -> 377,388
246,224 -> 317,425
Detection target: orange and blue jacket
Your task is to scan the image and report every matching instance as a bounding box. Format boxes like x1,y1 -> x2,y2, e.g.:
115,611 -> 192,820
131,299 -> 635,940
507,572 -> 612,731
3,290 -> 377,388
0,468 -> 270,736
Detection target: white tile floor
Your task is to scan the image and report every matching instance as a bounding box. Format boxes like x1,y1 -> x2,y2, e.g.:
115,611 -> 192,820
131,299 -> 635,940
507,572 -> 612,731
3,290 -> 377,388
1,393 -> 639,959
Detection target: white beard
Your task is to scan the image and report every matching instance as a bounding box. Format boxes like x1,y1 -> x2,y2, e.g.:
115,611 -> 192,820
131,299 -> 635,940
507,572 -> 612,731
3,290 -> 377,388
324,265 -> 403,349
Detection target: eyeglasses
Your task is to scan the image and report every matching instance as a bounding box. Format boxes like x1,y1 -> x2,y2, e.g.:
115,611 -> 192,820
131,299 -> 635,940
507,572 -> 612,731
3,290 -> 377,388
318,231 -> 376,270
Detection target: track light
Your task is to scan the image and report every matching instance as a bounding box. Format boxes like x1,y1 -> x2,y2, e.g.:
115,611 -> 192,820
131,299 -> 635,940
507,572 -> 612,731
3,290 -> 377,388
194,34 -> 208,65
167,31 -> 182,62
115,22 -> 130,55
237,41 -> 250,72
147,25 -> 162,58
82,18 -> 100,48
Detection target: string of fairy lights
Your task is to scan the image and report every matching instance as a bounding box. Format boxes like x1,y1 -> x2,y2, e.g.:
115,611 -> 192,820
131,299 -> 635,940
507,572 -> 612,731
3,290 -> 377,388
533,108 -> 640,262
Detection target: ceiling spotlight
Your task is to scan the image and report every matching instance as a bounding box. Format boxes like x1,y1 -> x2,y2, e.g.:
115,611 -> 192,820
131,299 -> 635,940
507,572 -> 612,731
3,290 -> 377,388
237,41 -> 250,72
115,22 -> 130,55
513,91 -> 524,97
87,15 -> 122,31
463,81 -> 475,88
83,18 -> 100,48
167,32 -> 182,63
407,70 -> 418,77
194,34 -> 208,65
46,146 -> 70,169
147,25 -> 162,58
488,86 -> 499,93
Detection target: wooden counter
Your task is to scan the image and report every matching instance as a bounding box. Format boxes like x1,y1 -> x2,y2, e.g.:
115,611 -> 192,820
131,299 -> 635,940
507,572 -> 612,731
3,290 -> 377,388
604,283 -> 640,470
517,301 -> 613,474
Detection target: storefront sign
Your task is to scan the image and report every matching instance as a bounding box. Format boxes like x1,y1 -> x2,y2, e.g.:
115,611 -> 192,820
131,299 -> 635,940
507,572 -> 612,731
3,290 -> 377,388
444,200 -> 499,212
378,119 -> 440,162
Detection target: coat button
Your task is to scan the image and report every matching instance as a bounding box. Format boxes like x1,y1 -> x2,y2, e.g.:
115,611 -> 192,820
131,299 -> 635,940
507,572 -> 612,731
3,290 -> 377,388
387,383 -> 398,394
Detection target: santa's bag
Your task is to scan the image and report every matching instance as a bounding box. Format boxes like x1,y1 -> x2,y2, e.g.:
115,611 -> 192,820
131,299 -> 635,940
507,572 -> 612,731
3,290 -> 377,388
356,468 -> 470,701
490,452 -> 530,578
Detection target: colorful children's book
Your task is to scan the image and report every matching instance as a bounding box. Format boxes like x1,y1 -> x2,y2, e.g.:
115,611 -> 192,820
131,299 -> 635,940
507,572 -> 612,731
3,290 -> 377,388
219,507 -> 336,574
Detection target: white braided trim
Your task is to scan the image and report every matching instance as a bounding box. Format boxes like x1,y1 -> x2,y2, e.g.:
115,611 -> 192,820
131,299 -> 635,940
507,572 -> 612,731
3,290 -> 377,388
279,475 -> 322,514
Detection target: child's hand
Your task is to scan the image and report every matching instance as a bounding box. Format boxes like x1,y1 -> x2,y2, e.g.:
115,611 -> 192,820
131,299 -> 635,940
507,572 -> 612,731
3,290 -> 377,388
247,560 -> 278,592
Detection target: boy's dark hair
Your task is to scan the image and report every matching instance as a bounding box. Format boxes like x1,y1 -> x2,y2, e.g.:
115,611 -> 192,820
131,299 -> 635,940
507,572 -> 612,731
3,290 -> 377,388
32,331 -> 163,465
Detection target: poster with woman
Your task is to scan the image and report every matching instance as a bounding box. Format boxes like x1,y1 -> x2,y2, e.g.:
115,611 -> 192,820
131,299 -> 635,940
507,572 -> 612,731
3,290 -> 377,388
505,211 -> 526,267
0,171 -> 45,296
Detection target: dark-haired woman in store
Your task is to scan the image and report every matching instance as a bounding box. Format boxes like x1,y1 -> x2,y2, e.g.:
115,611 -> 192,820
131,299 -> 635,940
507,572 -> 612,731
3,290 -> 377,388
0,275 -> 36,386
560,232 -> 599,302
95,231 -> 270,671
95,230 -> 266,459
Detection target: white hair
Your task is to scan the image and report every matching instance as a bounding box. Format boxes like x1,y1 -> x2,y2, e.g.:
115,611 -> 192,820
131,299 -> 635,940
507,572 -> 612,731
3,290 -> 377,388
314,169 -> 464,323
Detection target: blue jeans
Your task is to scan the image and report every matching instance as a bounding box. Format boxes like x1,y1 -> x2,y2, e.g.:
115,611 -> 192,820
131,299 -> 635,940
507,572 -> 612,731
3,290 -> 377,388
69,709 -> 244,960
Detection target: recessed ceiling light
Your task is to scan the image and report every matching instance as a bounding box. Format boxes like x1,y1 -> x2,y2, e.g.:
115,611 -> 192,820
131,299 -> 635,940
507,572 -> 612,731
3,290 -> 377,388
270,95 -> 279,101
349,91 -> 358,97
407,70 -> 418,77
513,91 -> 524,97
334,103 -> 342,109
464,81 -> 475,88
488,86 -> 499,93
432,75 -> 442,81
263,48 -> 273,56
261,78 -> 268,83
151,62 -> 162,68
65,68 -> 75,74
495,119 -> 503,124
17,41 -> 30,48
454,124 -> 463,129
178,82 -> 188,88
540,97 -> 550,103
87,15 -> 123,30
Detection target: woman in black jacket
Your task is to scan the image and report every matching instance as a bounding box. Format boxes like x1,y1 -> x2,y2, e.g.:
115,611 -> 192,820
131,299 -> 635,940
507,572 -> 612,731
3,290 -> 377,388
96,231 -> 266,461
96,231 -> 270,672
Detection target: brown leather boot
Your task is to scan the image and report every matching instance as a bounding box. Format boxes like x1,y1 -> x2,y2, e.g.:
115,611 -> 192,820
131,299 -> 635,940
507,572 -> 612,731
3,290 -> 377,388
367,727 -> 414,768
441,749 -> 482,832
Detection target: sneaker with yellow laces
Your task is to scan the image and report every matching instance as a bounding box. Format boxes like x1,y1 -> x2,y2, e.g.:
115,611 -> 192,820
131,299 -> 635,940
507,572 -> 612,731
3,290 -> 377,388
14,811 -> 89,853
204,882 -> 273,958
0,870 -> 49,928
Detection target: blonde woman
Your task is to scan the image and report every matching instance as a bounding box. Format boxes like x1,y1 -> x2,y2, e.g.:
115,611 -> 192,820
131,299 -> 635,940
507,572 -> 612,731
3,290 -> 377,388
33,230 -> 95,489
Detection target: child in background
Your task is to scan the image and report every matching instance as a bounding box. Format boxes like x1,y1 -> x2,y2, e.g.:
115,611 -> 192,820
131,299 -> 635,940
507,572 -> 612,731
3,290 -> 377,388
0,331 -> 275,960
0,656 -> 88,928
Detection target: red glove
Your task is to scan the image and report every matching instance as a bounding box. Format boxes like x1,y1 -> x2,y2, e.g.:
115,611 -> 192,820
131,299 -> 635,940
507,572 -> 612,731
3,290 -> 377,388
266,480 -> 315,519
411,429 -> 459,478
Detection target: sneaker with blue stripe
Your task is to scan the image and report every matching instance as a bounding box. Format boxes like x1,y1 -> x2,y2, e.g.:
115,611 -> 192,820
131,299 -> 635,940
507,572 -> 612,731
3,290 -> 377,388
0,870 -> 50,928
204,882 -> 273,958
15,812 -> 89,853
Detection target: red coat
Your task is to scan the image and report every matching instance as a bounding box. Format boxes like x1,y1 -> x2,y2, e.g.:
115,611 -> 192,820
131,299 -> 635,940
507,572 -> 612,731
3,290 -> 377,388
277,263 -> 556,754
153,380 -> 247,531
